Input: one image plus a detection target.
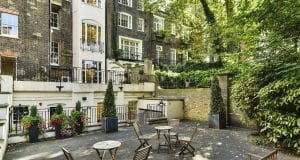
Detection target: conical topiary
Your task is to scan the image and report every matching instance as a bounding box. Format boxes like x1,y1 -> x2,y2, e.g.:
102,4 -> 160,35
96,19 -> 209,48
103,80 -> 116,117
210,77 -> 225,114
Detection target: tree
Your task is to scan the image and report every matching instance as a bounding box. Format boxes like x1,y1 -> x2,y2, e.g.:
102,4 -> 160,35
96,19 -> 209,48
103,80 -> 116,117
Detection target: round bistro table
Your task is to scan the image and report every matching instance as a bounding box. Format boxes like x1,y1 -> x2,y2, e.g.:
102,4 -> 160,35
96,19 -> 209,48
93,140 -> 121,160
154,126 -> 173,153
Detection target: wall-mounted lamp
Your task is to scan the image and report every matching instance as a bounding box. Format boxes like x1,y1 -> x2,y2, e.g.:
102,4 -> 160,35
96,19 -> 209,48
119,82 -> 123,91
56,78 -> 64,92
82,97 -> 87,101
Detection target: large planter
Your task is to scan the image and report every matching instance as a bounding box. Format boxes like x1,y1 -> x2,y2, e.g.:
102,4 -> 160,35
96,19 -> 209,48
101,117 -> 118,133
208,113 -> 226,129
55,124 -> 62,138
28,122 -> 39,143
75,121 -> 83,135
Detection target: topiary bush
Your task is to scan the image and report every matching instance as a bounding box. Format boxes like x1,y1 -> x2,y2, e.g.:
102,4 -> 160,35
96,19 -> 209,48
232,53 -> 300,154
103,80 -> 116,117
210,77 -> 225,114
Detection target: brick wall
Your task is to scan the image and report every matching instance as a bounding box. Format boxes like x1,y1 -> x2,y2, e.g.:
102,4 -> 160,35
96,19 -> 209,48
157,88 -> 211,121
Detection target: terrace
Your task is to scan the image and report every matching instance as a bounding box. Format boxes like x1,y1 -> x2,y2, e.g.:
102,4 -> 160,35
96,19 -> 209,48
4,121 -> 298,160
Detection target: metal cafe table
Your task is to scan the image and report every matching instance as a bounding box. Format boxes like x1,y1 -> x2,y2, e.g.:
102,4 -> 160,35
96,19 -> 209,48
93,140 -> 121,160
154,125 -> 173,153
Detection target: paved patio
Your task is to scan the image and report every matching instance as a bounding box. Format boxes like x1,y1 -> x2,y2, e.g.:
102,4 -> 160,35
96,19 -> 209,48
4,121 -> 299,160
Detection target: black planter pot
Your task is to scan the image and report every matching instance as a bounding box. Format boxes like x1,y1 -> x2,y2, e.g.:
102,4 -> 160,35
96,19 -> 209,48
102,117 -> 118,133
55,124 -> 62,138
208,113 -> 226,129
28,121 -> 39,143
75,121 -> 83,135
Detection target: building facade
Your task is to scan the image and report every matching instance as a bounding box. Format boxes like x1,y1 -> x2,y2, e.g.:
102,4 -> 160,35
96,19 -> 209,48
0,0 -> 72,81
72,0 -> 106,84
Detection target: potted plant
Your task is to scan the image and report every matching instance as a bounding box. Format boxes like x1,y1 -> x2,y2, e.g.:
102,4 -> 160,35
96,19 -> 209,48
51,104 -> 68,138
102,80 -> 118,133
208,77 -> 226,129
71,101 -> 85,135
22,105 -> 45,143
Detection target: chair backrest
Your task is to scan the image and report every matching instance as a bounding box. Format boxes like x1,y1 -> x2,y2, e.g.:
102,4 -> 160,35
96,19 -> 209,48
133,145 -> 152,160
260,150 -> 277,160
168,119 -> 180,129
133,122 -> 143,137
190,125 -> 198,141
61,147 -> 74,160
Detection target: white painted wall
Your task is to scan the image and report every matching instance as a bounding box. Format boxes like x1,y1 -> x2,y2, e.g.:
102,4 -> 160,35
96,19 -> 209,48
72,0 -> 106,79
13,81 -> 155,108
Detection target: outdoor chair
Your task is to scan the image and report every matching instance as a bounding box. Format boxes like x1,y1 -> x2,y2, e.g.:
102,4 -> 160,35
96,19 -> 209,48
133,145 -> 152,160
178,125 -> 198,156
166,119 -> 180,146
61,147 -> 75,160
133,122 -> 156,151
246,150 -> 277,160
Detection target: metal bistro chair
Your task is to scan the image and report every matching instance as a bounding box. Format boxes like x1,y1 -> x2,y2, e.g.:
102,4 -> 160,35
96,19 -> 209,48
133,122 -> 156,151
133,145 -> 152,160
178,125 -> 198,156
246,150 -> 278,160
61,147 -> 75,160
167,119 -> 180,146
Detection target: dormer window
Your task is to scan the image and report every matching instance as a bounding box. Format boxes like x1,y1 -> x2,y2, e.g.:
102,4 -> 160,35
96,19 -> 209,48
118,0 -> 132,7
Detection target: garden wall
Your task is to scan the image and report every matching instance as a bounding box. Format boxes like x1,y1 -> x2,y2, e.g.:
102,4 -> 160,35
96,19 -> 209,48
157,88 -> 211,121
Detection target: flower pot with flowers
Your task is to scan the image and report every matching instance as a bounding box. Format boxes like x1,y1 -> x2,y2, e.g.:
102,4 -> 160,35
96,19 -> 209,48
71,101 -> 86,135
51,104 -> 68,138
21,105 -> 45,143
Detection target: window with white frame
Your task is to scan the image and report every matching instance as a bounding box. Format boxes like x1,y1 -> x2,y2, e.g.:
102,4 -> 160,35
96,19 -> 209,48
170,48 -> 176,65
50,12 -> 59,28
171,23 -> 176,35
118,0 -> 132,7
81,22 -> 102,52
156,45 -> 163,64
82,60 -> 102,83
0,13 -> 18,37
120,38 -> 142,60
154,16 -> 164,31
51,42 -> 59,65
82,0 -> 100,7
118,12 -> 132,29
137,0 -> 144,11
137,18 -> 144,32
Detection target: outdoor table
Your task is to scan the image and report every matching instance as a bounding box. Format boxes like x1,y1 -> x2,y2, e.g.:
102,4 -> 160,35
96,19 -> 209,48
154,125 -> 173,153
93,140 -> 121,160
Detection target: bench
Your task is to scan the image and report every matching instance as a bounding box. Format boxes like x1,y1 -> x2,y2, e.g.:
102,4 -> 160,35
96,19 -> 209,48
246,150 -> 277,160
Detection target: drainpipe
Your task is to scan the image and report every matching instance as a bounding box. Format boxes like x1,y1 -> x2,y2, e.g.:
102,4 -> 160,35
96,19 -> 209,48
48,0 -> 52,81
105,0 -> 108,83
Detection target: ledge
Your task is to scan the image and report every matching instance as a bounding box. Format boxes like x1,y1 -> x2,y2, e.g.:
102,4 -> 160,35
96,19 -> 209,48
0,104 -> 8,108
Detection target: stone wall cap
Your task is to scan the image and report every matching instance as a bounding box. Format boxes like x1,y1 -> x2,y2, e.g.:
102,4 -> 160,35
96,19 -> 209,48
0,103 -> 9,108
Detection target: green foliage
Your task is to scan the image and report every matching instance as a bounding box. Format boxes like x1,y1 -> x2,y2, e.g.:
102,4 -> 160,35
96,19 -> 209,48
75,101 -> 81,112
71,100 -> 85,131
156,69 -> 221,88
232,53 -> 300,154
30,105 -> 37,117
21,105 -> 45,135
56,104 -> 63,114
103,80 -> 116,117
210,77 -> 225,114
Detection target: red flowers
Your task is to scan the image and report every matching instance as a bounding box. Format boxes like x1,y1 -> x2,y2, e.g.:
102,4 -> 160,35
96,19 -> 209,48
26,123 -> 32,129
52,119 -> 63,125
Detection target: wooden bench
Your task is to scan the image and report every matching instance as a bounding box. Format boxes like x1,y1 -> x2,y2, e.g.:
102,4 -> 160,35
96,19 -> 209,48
246,150 -> 277,160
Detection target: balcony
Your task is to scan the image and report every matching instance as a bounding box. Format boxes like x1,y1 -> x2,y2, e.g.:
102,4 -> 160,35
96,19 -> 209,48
117,50 -> 143,62
80,40 -> 104,53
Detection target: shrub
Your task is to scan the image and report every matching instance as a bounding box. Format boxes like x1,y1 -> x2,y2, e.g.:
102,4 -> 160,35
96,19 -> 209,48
210,77 -> 225,114
51,104 -> 68,131
232,54 -> 300,154
71,101 -> 86,130
103,80 -> 116,117
21,105 -> 45,135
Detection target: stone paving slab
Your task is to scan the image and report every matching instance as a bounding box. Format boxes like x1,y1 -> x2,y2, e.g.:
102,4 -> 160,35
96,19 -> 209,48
4,121 -> 299,160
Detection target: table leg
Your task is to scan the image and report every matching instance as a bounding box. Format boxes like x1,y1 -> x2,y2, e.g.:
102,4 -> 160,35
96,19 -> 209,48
156,129 -> 161,152
109,147 -> 118,160
95,149 -> 104,160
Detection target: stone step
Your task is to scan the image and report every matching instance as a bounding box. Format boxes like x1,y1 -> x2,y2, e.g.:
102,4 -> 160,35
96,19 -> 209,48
147,117 -> 168,124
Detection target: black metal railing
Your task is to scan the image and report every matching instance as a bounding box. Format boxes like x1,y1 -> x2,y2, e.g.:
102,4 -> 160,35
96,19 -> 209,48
4,61 -> 155,84
118,50 -> 143,62
145,103 -> 166,120
8,105 -> 131,136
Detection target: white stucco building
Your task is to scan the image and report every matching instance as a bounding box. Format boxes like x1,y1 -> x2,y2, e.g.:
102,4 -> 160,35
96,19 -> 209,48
72,0 -> 106,83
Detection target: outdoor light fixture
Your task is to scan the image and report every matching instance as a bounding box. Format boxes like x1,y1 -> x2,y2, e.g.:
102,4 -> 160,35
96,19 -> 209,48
56,78 -> 64,92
